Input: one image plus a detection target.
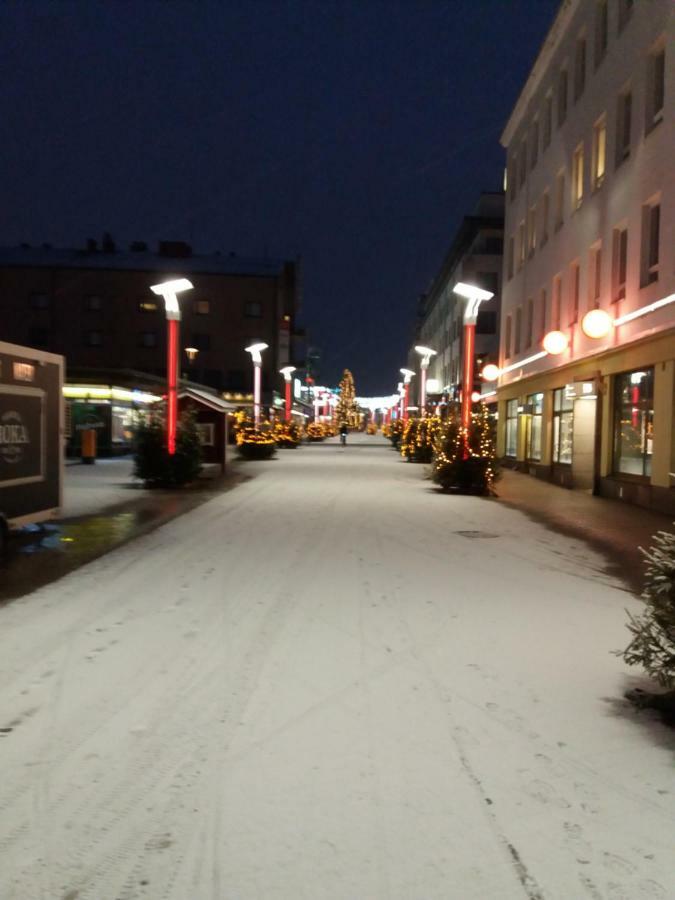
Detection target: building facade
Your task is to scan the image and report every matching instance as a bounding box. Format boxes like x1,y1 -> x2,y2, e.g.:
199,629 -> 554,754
498,0 -> 674,513
410,192 -> 504,408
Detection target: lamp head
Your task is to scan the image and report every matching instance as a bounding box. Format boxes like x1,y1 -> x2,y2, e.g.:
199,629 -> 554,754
279,365 -> 296,381
414,346 -> 437,366
245,342 -> 269,364
150,277 -> 194,320
400,367 -> 415,383
453,282 -> 493,325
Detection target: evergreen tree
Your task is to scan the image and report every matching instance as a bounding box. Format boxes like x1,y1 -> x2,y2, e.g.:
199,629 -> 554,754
335,369 -> 359,427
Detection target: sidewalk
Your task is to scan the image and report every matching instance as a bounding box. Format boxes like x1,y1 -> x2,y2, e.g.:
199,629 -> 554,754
495,468 -> 673,595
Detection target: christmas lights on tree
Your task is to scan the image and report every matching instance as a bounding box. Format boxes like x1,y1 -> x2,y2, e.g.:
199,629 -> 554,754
335,369 -> 360,428
432,402 -> 498,494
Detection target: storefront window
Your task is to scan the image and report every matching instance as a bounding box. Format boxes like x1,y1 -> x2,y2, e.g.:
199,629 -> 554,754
613,369 -> 654,477
505,399 -> 518,457
526,393 -> 544,461
553,388 -> 574,464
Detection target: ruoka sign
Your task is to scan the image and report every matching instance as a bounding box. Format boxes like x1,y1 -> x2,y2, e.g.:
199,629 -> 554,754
0,411 -> 30,465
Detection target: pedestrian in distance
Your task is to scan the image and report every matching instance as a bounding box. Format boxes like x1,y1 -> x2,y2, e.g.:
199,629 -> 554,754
339,421 -> 348,446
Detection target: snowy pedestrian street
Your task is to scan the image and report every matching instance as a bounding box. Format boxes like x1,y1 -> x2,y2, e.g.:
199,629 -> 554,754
0,436 -> 673,900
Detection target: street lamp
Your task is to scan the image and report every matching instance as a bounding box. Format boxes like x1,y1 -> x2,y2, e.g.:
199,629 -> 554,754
150,277 -> 194,455
452,282 -> 494,445
400,368 -> 414,421
414,347 -> 436,415
245,342 -> 268,428
279,365 -> 296,422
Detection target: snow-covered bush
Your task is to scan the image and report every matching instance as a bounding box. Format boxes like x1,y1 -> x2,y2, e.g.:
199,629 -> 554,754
620,526 -> 675,687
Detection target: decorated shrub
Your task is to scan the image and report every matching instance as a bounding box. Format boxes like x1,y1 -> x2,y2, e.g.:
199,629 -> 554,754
236,426 -> 277,459
400,416 -> 441,463
272,420 -> 302,449
306,422 -> 328,442
134,408 -> 202,487
432,403 -> 498,495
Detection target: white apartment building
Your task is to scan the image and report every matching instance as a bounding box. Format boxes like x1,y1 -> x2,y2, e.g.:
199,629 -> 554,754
497,0 -> 674,513
411,193 -> 503,409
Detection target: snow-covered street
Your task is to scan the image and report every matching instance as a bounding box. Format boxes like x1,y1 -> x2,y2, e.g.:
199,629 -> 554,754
0,436 -> 673,900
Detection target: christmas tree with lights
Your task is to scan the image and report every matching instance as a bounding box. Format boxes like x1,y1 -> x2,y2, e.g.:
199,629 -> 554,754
335,369 -> 359,428
432,402 -> 498,494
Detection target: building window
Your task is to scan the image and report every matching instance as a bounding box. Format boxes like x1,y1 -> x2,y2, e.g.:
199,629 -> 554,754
543,93 -> 553,149
592,116 -> 606,190
541,191 -> 550,246
196,423 -> 215,446
525,298 -> 534,348
192,333 -> 211,351
574,34 -> 586,101
30,293 -> 50,310
514,307 -> 522,355
138,299 -> 159,313
527,205 -> 537,257
139,331 -> 157,348
504,315 -> 512,359
612,226 -> 628,301
85,330 -> 103,347
569,261 -> 580,324
554,170 -> 565,230
645,44 -> 665,133
519,141 -> 527,186
617,0 -> 633,34
572,143 -> 584,209
194,299 -> 210,315
553,388 -> 574,464
86,295 -> 102,311
505,399 -> 518,457
526,392 -> 544,461
507,236 -> 515,279
589,242 -> 602,307
595,0 -> 608,67
476,310 -> 497,335
557,68 -> 568,126
640,200 -> 660,286
615,89 -> 631,166
530,119 -> 539,169
244,300 -> 262,318
518,221 -> 526,270
613,368 -> 653,477
552,274 -> 563,329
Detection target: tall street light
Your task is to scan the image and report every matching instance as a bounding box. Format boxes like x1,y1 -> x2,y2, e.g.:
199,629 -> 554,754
150,277 -> 193,456
279,366 -> 296,422
400,368 -> 414,421
452,281 -> 494,452
414,346 -> 436,416
245,342 -> 268,428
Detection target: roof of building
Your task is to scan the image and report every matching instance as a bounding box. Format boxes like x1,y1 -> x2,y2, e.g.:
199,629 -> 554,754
0,244 -> 289,278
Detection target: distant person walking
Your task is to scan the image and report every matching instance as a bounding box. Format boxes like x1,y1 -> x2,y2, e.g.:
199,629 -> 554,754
339,422 -> 348,446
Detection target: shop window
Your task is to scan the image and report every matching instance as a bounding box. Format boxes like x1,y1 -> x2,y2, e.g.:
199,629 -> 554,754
612,226 -> 628,301
526,392 -> 544,461
553,388 -> 574,463
613,369 -> 654,477
505,399 -> 518,457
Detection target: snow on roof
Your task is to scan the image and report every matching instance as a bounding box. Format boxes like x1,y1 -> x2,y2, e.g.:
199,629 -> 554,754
178,386 -> 241,412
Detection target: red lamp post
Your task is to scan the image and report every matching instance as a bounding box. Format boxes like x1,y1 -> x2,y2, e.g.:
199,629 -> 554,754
452,282 -> 494,457
280,366 -> 296,422
150,278 -> 193,455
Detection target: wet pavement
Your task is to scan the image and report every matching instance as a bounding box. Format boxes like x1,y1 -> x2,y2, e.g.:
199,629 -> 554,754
0,475 -> 245,605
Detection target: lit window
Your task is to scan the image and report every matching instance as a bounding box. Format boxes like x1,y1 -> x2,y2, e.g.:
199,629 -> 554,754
138,300 -> 159,313
572,143 -> 584,209
553,388 -> 574,464
526,393 -> 544,461
592,116 -> 606,189
505,399 -> 518,457
613,368 -> 653,477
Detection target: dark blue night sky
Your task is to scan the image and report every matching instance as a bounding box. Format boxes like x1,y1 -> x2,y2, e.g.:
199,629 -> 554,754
1,0 -> 559,393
